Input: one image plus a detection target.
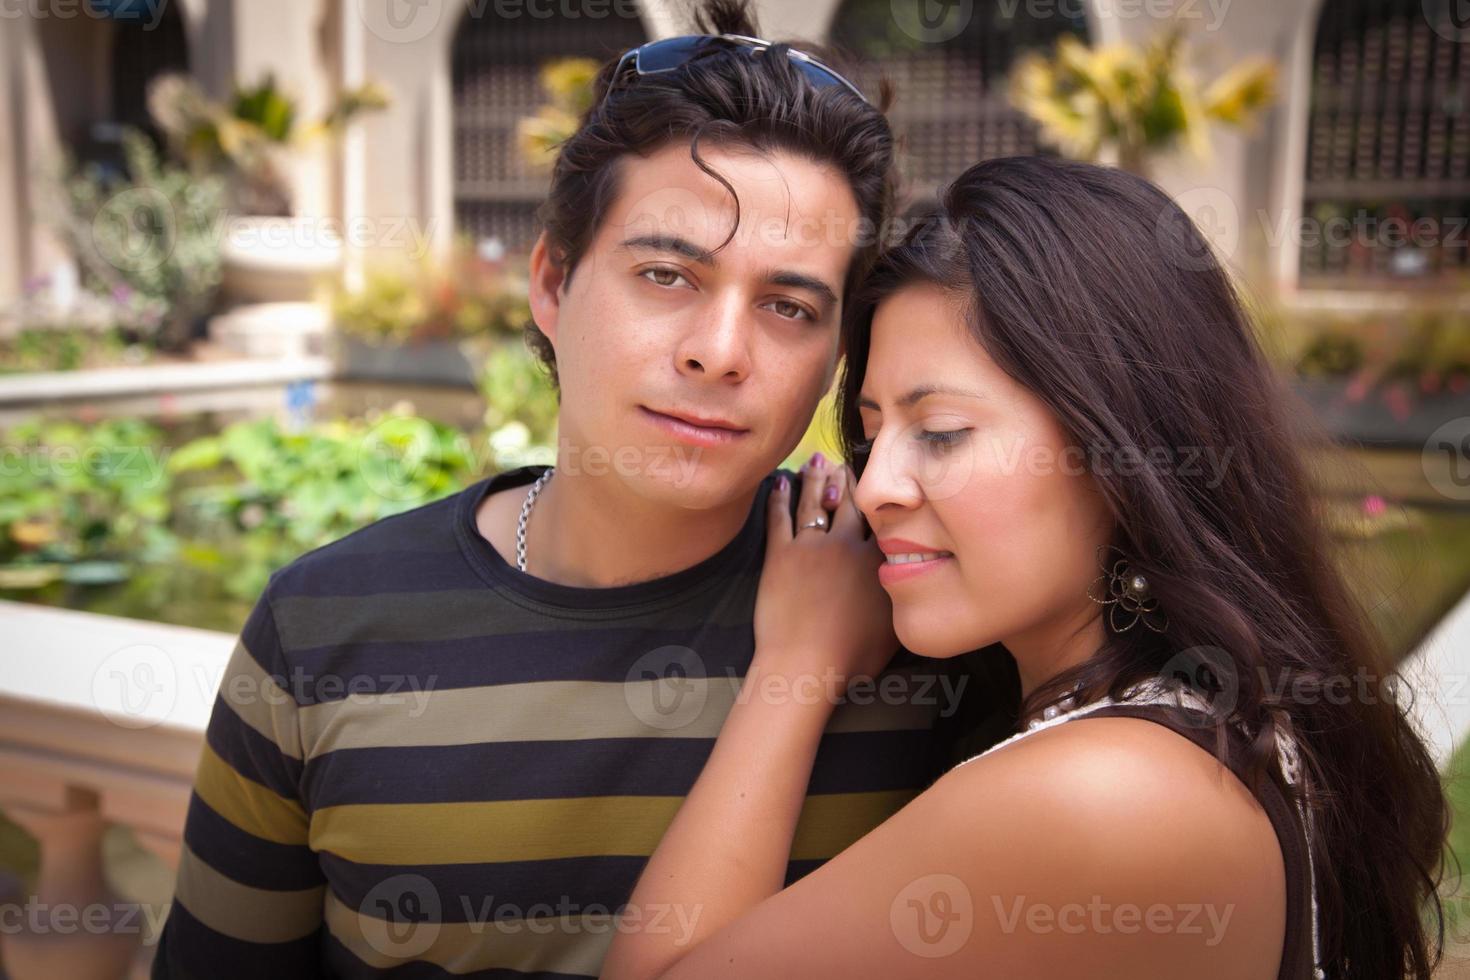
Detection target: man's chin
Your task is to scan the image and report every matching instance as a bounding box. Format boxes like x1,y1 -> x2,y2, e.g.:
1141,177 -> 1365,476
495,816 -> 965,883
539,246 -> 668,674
619,454 -> 771,510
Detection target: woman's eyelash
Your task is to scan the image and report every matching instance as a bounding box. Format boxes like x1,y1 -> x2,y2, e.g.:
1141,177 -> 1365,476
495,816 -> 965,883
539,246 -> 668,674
921,429 -> 969,448
853,431 -> 968,455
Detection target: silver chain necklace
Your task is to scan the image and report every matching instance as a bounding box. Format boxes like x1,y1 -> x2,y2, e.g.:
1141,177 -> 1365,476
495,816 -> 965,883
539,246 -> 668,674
515,467 -> 555,572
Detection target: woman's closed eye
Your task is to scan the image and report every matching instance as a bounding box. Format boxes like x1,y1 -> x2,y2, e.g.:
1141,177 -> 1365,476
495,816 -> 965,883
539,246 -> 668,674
920,428 -> 971,451
854,427 -> 972,456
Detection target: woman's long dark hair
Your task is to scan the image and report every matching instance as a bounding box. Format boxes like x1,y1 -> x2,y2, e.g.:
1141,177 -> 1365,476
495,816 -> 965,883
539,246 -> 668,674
837,156 -> 1449,977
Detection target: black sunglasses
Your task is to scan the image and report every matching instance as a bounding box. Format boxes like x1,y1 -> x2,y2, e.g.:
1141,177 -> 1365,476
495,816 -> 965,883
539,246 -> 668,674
606,33 -> 869,105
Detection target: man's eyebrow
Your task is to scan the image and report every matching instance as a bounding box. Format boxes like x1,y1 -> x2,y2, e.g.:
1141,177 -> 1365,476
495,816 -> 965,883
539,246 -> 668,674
857,384 -> 986,411
617,234 -> 716,264
764,270 -> 838,308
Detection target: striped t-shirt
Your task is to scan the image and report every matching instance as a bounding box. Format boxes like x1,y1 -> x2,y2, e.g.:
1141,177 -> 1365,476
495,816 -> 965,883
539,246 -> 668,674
152,464 -> 973,979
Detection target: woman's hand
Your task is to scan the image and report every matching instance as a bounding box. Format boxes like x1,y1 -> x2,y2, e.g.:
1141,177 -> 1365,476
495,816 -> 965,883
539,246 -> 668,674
754,454 -> 899,693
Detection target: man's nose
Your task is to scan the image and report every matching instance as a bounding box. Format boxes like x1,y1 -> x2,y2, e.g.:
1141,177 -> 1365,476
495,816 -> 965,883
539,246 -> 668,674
675,295 -> 752,382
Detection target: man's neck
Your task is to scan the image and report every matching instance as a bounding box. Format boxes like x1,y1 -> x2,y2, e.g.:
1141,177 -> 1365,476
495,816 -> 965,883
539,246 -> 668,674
478,465 -> 760,589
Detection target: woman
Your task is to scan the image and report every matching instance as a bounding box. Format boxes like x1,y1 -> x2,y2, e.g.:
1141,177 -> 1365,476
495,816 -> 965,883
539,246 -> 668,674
598,157 -> 1449,979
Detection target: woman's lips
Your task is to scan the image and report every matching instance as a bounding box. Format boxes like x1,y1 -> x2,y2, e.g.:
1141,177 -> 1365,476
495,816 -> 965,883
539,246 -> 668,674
875,538 -> 955,587
877,553 -> 954,586
639,406 -> 751,447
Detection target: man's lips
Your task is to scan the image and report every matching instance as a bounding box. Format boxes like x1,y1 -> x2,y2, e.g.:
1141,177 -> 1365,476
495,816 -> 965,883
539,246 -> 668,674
639,406 -> 751,446
641,407 -> 749,432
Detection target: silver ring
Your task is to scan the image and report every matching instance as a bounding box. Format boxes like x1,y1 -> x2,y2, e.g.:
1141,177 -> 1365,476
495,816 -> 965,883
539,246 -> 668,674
800,516 -> 828,531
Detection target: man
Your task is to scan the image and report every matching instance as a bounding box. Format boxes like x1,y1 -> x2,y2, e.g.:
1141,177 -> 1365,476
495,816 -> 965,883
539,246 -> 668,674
152,2 -> 979,976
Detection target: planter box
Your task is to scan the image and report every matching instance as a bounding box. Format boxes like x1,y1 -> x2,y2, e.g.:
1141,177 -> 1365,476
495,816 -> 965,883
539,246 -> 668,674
1290,375 -> 1470,448
330,334 -> 492,388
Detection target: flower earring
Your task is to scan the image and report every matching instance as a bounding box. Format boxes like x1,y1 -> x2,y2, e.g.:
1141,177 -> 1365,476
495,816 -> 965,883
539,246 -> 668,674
1086,544 -> 1169,634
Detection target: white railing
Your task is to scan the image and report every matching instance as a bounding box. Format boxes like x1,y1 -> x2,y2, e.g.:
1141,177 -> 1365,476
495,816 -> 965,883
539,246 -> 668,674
3,587 -> 1470,978
0,599 -> 233,979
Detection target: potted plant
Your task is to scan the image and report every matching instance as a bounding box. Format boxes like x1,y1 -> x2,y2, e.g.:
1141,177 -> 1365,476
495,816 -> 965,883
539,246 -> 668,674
330,237 -> 533,386
147,72 -> 389,307
48,130 -> 226,352
1009,26 -> 1276,177
1280,301 -> 1470,445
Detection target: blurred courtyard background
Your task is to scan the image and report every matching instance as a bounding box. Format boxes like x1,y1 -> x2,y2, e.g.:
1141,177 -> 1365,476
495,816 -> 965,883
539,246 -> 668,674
2,0 -> 1470,975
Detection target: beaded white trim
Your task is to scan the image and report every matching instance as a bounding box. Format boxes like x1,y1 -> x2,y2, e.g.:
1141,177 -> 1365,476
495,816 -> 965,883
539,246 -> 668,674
952,678 -> 1325,979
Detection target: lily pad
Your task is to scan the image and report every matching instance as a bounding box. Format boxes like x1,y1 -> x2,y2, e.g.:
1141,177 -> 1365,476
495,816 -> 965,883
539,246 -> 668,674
0,564 -> 64,589
61,561 -> 132,585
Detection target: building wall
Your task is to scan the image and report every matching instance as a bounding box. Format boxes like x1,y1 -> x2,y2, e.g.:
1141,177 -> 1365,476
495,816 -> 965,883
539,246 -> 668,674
0,0 -> 1356,307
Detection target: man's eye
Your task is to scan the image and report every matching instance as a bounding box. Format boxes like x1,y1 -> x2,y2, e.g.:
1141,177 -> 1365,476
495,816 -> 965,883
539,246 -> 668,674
642,268 -> 688,288
767,299 -> 813,321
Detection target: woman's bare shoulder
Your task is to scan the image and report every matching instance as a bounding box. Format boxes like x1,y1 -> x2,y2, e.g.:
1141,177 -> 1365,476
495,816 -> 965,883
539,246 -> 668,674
932,715 -> 1288,950
652,714 -> 1288,979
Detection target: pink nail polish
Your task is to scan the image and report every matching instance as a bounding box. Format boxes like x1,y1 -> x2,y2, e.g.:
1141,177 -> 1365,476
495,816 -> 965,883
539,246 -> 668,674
778,475 -> 789,492
812,452 -> 826,468
824,485 -> 838,504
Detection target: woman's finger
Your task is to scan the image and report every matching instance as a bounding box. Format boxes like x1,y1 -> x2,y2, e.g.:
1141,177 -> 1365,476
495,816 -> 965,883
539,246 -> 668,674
820,463 -> 844,515
795,453 -> 831,537
766,472 -> 793,548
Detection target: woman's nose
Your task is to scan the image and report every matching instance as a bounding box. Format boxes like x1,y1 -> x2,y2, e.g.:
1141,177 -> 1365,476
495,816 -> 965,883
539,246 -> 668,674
854,433 -> 924,519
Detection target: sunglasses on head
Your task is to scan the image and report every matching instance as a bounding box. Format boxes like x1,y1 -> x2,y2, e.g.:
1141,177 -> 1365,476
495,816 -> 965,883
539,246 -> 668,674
605,33 -> 869,105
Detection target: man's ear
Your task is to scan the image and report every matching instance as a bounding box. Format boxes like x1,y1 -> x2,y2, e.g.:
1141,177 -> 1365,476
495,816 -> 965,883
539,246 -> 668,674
528,231 -> 567,346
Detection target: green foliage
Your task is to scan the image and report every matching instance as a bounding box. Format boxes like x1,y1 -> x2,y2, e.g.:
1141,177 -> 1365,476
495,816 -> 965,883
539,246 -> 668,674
1287,306 -> 1470,383
0,325 -> 137,374
478,340 -> 559,449
166,409 -> 484,599
231,74 -> 297,142
517,58 -> 600,172
1296,330 -> 1365,377
53,129 -> 226,349
0,417 -> 175,585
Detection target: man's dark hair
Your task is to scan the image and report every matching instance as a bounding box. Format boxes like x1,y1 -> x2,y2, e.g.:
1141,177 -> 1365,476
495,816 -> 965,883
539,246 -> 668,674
526,0 -> 897,389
